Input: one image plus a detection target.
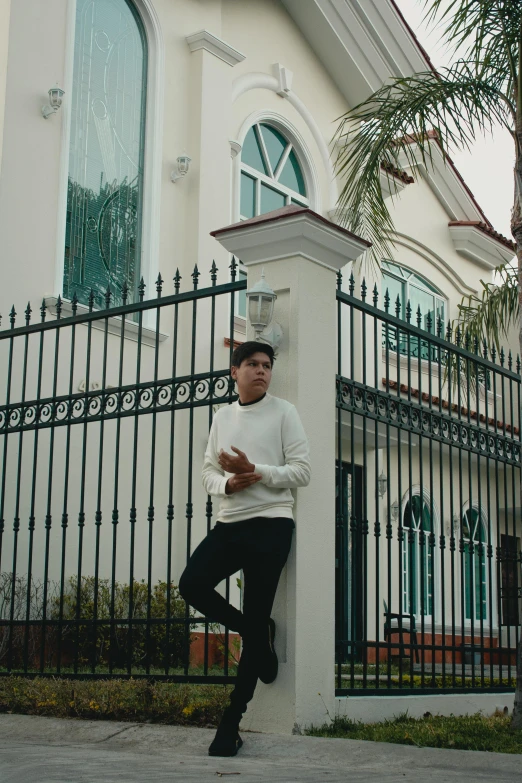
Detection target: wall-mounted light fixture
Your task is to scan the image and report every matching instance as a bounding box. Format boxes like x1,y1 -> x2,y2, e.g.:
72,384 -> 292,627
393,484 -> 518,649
42,85 -> 65,119
170,154 -> 192,182
245,270 -> 282,352
377,471 -> 387,498
390,500 -> 400,521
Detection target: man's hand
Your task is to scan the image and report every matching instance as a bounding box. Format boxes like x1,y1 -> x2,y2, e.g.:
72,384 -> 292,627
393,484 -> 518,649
225,473 -> 262,495
219,446 -> 255,475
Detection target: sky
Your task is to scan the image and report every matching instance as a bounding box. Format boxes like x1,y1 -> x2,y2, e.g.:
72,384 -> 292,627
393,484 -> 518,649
395,0 -> 514,240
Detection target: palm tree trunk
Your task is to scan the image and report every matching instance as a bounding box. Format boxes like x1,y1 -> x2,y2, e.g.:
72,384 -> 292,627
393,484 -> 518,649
510,155 -> 522,728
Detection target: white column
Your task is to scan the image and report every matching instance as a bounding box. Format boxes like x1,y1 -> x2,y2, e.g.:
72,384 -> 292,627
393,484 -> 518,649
212,206 -> 369,734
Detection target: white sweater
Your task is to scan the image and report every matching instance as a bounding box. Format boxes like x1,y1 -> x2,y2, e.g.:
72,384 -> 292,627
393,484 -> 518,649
201,394 -> 311,523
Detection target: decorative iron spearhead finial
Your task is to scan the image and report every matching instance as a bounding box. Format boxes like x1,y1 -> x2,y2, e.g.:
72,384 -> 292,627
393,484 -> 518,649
138,277 -> 146,301
473,335 -> 479,355
395,295 -> 401,319
490,344 -> 496,363
517,355 -> 521,375
88,289 -> 95,312
156,273 -> 163,297
406,300 -> 412,324
455,325 -> 461,347
416,305 -> 422,328
336,270 -> 342,291
464,329 -> 470,351
383,288 -> 390,313
25,301 -> 32,325
192,264 -> 200,290
348,272 -> 355,296
40,298 -> 47,322
173,268 -> 181,294
9,305 -> 16,328
500,347 -> 505,367
210,260 -> 218,286
372,283 -> 379,308
445,319 -> 452,342
230,256 -> 238,282
436,314 -> 442,338
508,350 -> 513,371
360,277 -> 367,301
104,286 -> 112,309
56,295 -> 63,319
71,292 -> 79,316
426,311 -> 432,333
121,280 -> 129,305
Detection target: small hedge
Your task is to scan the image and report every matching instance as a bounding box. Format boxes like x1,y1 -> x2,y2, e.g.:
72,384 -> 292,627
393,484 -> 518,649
0,676 -> 230,726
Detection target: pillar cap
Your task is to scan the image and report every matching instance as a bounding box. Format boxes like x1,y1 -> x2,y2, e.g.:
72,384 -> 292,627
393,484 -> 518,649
211,206 -> 370,271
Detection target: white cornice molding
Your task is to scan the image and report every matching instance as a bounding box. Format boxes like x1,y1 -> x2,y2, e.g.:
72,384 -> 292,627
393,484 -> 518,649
229,139 -> 242,159
448,224 -> 515,269
392,233 -> 477,297
185,30 -> 246,67
212,209 -> 369,271
281,0 -> 430,106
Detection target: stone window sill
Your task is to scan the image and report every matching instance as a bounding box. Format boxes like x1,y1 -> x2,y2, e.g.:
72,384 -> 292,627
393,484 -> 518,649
45,296 -> 169,347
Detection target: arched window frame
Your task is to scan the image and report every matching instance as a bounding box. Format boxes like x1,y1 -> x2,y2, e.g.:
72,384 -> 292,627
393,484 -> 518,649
382,261 -> 447,360
55,0 -> 164,315
460,502 -> 490,624
233,112 -> 317,321
400,486 -> 438,621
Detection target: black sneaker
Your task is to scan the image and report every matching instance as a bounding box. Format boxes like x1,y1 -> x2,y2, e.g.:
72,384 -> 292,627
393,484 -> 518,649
258,618 -> 278,684
208,721 -> 244,757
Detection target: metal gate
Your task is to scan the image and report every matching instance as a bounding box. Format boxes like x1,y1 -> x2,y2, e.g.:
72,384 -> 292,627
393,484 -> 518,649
335,272 -> 521,695
0,262 -> 246,682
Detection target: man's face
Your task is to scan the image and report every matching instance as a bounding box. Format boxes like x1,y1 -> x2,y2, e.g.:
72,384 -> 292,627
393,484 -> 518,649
231,352 -> 273,400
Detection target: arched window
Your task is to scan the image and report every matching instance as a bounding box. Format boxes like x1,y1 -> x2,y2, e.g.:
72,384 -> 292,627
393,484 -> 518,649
382,262 -> 446,359
402,491 -> 434,618
63,0 -> 147,309
238,123 -> 309,317
462,506 -> 488,622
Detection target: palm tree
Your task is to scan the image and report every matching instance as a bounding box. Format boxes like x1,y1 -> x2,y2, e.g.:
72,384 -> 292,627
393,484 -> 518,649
333,0 -> 521,727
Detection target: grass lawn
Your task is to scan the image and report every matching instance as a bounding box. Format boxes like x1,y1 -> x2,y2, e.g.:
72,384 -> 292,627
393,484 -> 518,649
307,713 -> 522,754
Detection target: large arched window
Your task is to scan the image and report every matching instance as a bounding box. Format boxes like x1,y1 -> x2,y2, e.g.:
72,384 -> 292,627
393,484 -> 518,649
238,123 -> 309,317
402,491 -> 435,619
462,506 -> 488,622
63,0 -> 147,309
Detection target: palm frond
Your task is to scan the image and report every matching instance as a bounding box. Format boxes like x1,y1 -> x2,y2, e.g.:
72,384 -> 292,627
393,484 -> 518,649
333,61 -> 513,264
457,263 -> 519,352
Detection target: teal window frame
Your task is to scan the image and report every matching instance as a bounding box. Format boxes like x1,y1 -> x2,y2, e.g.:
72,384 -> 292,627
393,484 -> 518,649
402,492 -> 435,619
382,262 -> 446,361
462,506 -> 488,623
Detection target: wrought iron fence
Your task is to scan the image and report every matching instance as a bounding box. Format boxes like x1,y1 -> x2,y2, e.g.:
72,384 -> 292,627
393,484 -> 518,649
0,262 -> 246,682
335,273 -> 521,695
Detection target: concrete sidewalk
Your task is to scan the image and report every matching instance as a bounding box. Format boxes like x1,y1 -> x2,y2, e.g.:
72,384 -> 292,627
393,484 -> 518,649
0,714 -> 520,782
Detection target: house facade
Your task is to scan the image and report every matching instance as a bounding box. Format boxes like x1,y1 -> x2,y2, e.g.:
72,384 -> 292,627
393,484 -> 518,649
0,0 -> 519,719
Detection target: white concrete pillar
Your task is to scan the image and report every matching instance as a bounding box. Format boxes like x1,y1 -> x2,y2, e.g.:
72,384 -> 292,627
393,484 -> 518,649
212,205 -> 369,734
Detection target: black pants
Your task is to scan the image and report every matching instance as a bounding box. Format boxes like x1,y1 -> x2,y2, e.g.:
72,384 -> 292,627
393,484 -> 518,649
179,517 -> 294,722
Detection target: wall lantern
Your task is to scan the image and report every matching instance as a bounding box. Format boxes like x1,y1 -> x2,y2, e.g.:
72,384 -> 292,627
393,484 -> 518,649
377,471 -> 387,498
390,500 -> 400,521
245,270 -> 282,352
170,154 -> 192,182
42,85 -> 65,119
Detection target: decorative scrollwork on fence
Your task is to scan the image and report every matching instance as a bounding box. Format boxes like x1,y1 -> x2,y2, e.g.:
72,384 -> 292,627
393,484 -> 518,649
336,376 -> 520,466
0,372 -> 234,435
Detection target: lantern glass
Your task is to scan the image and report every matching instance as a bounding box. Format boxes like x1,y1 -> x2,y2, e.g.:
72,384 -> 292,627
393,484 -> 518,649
260,295 -> 273,326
